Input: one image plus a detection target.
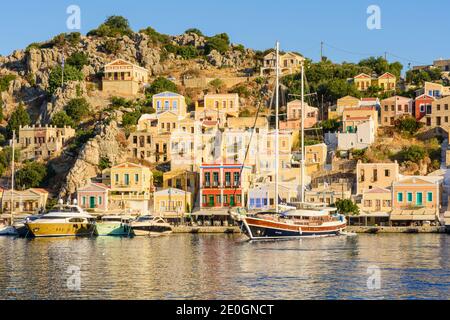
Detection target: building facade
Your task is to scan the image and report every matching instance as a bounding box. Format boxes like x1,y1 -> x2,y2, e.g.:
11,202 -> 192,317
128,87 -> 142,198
77,182 -> 110,212
17,125 -> 75,161
356,161 -> 400,195
153,92 -> 187,117
102,59 -> 149,95
380,96 -> 413,126
199,164 -> 252,208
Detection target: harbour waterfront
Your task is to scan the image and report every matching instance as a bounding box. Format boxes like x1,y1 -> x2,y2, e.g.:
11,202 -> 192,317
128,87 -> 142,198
1,234 -> 449,300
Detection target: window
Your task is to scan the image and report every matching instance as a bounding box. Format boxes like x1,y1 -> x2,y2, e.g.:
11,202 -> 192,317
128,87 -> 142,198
223,195 -> 228,204
397,193 -> 403,202
82,196 -> 86,206
204,173 -> 211,187
420,104 -> 425,113
427,192 -> 433,202
173,100 -> 178,111
216,195 -> 221,204
164,100 -> 170,110
225,172 -> 231,187
98,197 -> 102,205
213,172 -> 219,186
407,192 -> 413,203
234,172 -> 240,186
124,174 -> 130,185
385,170 -> 390,177
135,174 -> 139,183
115,174 -> 119,183
156,101 -> 161,111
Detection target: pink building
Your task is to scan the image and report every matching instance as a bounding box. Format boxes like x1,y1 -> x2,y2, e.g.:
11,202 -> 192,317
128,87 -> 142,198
283,100 -> 319,129
77,182 -> 110,212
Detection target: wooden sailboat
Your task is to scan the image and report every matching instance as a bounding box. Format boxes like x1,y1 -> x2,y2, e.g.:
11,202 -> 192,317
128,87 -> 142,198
232,42 -> 347,240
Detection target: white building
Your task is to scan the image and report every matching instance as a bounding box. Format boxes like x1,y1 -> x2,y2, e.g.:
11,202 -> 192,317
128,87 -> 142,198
337,117 -> 375,151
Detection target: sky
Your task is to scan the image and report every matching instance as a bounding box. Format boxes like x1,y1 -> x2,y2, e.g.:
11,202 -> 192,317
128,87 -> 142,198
0,0 -> 449,68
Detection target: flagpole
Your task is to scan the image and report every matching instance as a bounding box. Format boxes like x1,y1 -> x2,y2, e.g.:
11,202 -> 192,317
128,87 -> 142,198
10,131 -> 15,225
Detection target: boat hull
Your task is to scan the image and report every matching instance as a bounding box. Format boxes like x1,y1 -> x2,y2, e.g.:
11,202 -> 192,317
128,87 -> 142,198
131,226 -> 173,237
96,223 -> 131,236
240,217 -> 347,240
26,222 -> 96,238
0,226 -> 18,236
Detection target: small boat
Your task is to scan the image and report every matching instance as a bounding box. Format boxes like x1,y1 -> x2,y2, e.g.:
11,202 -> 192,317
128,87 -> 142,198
130,216 -> 173,237
96,216 -> 132,236
0,219 -> 17,236
26,202 -> 96,238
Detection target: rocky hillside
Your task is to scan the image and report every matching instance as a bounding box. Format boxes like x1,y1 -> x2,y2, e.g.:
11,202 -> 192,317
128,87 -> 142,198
0,17 -> 268,197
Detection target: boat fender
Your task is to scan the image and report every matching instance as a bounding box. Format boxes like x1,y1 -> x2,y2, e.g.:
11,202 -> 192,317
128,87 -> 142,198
299,227 -> 302,236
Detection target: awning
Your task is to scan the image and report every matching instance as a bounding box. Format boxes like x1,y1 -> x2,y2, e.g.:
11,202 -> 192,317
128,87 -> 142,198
350,212 -> 390,218
390,215 -> 437,221
191,211 -> 231,216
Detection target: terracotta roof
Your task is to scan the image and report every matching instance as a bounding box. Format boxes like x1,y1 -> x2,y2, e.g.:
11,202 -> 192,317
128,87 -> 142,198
29,188 -> 49,194
365,187 -> 391,194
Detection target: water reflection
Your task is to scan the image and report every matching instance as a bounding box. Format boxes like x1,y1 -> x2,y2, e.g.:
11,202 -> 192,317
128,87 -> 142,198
0,234 -> 449,300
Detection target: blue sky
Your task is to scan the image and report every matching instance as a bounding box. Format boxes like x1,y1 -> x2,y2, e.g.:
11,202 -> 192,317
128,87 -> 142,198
1,0 -> 449,68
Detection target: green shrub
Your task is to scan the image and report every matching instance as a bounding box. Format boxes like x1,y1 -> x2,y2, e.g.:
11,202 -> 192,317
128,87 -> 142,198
395,117 -> 423,135
0,74 -> 16,92
104,39 -> 121,54
398,145 -> 427,163
51,111 -> 75,128
15,161 -> 47,190
47,65 -> 84,95
6,103 -> 31,138
110,96 -> 133,109
65,98 -> 90,122
50,32 -> 81,48
139,27 -> 171,45
204,34 -> 230,54
66,52 -> 89,71
229,85 -> 250,98
99,157 -> 112,171
87,16 -> 133,37
185,28 -> 204,37
335,199 -> 360,216
146,77 -> 178,98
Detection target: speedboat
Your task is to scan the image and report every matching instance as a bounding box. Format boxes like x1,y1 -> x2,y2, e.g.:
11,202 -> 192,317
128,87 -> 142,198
232,206 -> 347,240
13,215 -> 43,238
130,215 -> 173,237
96,215 -> 132,236
25,204 -> 96,238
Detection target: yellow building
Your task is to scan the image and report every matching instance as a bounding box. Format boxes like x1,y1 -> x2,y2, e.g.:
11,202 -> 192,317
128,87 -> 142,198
1,188 -> 49,214
106,162 -> 154,214
163,170 -> 198,203
226,117 -> 269,130
356,161 -> 400,195
153,188 -> 192,217
424,81 -> 450,97
305,143 -> 327,174
353,72 -> 396,92
102,59 -> 149,96
153,92 -> 187,117
336,96 -> 361,115
359,187 -> 392,213
197,93 -> 240,117
17,125 -> 75,161
261,51 -> 304,76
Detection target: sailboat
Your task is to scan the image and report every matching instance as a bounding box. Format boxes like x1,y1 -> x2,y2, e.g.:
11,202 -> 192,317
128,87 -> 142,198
231,42 -> 347,240
0,131 -> 18,236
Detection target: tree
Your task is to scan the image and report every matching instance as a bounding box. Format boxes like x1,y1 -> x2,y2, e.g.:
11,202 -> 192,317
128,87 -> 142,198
65,98 -> 90,122
122,110 -> 141,127
185,28 -> 204,37
146,77 -> 178,97
0,99 -> 3,122
395,117 -> 423,135
398,145 -> 427,163
152,170 -> 163,187
51,111 -> 75,128
104,39 -> 121,55
15,161 -> 47,190
66,52 -> 89,71
87,16 -> 133,37
209,78 -> 225,93
204,34 -> 230,54
321,119 -> 340,132
139,27 -> 170,44
335,199 -> 360,216
0,74 -> 16,92
6,103 -> 31,138
47,65 -> 84,95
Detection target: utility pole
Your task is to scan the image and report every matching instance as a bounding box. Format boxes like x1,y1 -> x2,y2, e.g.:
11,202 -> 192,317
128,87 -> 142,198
320,41 -> 324,62
384,51 -> 387,61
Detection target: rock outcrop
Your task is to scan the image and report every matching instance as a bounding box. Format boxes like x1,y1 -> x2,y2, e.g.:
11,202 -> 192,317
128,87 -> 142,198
59,117 -> 128,197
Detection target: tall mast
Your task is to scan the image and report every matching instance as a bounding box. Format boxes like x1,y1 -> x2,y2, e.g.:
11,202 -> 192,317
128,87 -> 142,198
10,130 -> 15,225
301,61 -> 305,204
275,42 -> 280,213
